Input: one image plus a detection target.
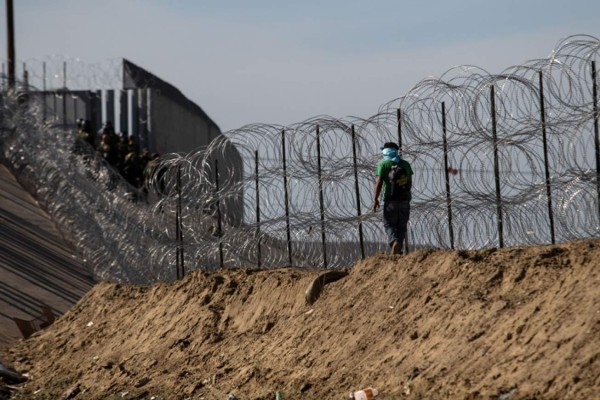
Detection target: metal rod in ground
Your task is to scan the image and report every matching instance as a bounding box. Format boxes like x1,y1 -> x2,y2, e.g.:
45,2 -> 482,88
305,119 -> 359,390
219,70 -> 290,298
254,150 -> 262,269
178,165 -> 184,277
215,159 -> 224,269
441,102 -> 455,249
397,108 -> 409,253
281,129 -> 293,267
175,165 -> 182,279
175,203 -> 180,279
316,125 -> 328,268
490,84 -> 504,248
538,70 -> 556,244
351,124 -> 365,259
591,61 -> 600,222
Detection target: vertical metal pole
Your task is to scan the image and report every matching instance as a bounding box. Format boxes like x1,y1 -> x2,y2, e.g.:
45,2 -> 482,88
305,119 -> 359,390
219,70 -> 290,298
281,129 -> 293,267
6,0 -> 15,89
441,102 -> 455,249
175,165 -> 182,279
175,167 -> 181,279
177,165 -> 184,277
592,61 -> 600,221
316,125 -> 328,268
351,124 -> 365,259
255,150 -> 262,268
215,159 -> 224,269
490,85 -> 504,248
538,71 -> 555,244
396,108 -> 403,156
397,108 -> 409,253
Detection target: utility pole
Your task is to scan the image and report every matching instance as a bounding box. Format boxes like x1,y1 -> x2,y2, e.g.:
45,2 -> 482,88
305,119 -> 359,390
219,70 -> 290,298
6,0 -> 15,88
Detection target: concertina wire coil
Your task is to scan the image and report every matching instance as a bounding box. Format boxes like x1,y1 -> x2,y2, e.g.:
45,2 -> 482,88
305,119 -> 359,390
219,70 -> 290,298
0,34 -> 598,283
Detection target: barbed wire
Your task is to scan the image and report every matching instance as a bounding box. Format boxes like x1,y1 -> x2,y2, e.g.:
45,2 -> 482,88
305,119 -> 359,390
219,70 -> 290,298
0,34 -> 598,283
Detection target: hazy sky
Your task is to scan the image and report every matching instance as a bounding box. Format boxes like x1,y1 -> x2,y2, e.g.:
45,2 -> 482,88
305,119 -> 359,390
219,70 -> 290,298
2,0 -> 600,132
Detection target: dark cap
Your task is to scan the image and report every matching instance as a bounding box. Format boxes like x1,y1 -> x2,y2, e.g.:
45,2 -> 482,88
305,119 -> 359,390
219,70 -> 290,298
381,142 -> 399,150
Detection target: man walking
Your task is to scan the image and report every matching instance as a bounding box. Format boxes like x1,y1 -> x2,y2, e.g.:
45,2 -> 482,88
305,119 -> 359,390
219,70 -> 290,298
373,142 -> 413,254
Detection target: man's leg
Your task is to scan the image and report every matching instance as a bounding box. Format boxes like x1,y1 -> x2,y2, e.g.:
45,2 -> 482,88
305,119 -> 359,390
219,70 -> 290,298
396,202 -> 411,253
383,200 -> 402,253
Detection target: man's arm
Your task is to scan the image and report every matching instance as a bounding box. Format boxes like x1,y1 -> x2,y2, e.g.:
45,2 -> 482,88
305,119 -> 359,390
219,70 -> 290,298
373,176 -> 383,211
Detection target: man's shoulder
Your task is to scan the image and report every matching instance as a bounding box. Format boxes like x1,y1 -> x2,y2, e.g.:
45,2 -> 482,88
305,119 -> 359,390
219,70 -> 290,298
376,158 -> 393,174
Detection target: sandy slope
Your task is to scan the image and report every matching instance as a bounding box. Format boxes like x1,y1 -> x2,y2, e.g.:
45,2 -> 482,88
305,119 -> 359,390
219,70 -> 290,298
0,163 -> 94,350
1,238 -> 599,399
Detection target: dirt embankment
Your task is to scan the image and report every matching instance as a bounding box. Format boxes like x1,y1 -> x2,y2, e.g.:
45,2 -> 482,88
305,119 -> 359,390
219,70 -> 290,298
2,239 -> 599,399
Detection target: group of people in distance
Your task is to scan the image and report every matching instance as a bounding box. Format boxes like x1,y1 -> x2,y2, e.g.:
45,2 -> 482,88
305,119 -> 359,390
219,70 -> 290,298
74,119 -> 159,199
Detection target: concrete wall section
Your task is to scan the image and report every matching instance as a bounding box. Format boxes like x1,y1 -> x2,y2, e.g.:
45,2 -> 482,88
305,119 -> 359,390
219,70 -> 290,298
149,90 -> 219,155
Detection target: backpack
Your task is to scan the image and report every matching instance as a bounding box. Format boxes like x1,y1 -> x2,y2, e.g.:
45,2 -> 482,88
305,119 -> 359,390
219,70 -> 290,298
388,163 -> 410,200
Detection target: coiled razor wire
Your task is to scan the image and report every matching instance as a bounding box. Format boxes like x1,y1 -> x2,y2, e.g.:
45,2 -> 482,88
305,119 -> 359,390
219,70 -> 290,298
0,34 -> 599,283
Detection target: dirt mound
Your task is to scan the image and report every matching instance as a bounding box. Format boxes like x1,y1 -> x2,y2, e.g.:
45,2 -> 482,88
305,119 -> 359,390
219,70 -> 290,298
2,239 -> 599,399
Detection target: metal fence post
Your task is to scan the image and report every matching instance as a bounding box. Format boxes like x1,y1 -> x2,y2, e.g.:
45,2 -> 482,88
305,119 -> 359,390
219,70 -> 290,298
351,124 -> 365,259
215,159 -> 224,269
397,108 -> 410,253
176,165 -> 184,278
538,70 -> 556,244
441,102 -> 455,249
397,108 -> 403,157
255,150 -> 262,268
591,61 -> 600,221
281,129 -> 293,267
490,84 -> 504,248
316,125 -> 328,268
176,166 -> 181,278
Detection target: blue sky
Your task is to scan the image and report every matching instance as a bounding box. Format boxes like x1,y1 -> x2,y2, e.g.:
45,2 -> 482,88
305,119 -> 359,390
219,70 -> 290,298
1,0 -> 599,131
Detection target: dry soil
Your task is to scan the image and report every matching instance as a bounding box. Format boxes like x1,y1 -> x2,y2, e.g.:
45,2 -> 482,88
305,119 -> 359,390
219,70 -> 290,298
1,237 -> 599,399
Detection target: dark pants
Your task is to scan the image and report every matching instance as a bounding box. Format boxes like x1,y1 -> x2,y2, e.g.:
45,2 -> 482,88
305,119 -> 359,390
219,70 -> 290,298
383,199 -> 410,248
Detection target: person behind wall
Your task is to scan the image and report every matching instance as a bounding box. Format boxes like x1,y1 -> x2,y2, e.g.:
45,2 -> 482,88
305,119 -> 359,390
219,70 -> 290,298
115,132 -> 129,174
372,142 -> 413,255
78,119 -> 95,149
